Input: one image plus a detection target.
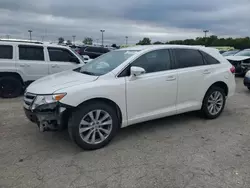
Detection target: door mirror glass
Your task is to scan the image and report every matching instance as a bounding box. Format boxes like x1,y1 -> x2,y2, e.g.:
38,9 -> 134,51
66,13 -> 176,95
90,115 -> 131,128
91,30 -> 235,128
130,66 -> 146,76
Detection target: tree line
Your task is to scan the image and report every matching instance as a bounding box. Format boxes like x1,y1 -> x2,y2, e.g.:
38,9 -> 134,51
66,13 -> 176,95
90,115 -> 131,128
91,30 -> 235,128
136,36 -> 250,50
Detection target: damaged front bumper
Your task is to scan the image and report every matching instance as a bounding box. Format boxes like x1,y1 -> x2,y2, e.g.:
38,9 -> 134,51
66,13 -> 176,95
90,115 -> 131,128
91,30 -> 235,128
23,93 -> 72,132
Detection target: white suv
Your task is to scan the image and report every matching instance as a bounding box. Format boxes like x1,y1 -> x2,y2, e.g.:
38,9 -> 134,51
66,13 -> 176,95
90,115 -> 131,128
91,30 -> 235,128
23,45 -> 236,150
0,39 -> 85,98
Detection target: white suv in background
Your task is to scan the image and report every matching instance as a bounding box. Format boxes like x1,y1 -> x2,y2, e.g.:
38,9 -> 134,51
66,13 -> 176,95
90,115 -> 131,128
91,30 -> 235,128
23,45 -> 236,150
0,39 -> 86,98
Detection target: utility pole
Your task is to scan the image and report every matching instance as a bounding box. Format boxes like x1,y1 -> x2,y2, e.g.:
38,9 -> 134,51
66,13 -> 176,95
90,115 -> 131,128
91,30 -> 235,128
203,30 -> 209,38
125,36 -> 128,45
72,35 -> 76,45
203,30 -> 209,46
6,35 -> 10,39
100,30 -> 105,47
28,30 -> 32,41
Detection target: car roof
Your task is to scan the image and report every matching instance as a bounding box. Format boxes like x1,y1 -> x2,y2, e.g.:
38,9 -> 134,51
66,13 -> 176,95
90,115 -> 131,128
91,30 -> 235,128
118,45 -> 208,51
0,40 -> 72,49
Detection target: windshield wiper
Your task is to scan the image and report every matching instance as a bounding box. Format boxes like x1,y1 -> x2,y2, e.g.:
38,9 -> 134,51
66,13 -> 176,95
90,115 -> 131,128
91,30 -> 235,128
81,71 -> 96,75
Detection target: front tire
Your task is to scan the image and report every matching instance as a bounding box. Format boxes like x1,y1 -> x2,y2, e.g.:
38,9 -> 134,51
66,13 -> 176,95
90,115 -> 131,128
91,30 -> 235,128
0,77 -> 23,98
201,87 -> 226,119
68,102 -> 119,150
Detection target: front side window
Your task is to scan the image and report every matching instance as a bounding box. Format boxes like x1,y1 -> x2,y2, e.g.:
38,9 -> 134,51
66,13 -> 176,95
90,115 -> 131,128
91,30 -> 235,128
76,50 -> 139,76
0,45 -> 13,59
19,45 -> 44,61
131,49 -> 171,73
174,49 -> 204,68
48,48 -> 77,62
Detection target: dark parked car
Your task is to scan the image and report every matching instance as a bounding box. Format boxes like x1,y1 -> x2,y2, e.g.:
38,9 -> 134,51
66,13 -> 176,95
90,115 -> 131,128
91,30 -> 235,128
79,46 -> 110,59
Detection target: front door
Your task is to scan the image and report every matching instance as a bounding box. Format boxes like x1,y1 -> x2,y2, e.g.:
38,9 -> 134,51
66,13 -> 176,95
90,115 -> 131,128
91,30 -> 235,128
47,47 -> 80,74
124,49 -> 178,125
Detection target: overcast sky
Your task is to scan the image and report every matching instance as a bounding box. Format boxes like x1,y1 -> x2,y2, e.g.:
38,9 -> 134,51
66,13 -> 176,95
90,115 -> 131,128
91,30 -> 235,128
0,0 -> 249,45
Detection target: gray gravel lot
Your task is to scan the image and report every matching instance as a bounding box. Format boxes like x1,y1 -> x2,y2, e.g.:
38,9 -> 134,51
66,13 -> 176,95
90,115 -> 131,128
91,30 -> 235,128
0,77 -> 250,188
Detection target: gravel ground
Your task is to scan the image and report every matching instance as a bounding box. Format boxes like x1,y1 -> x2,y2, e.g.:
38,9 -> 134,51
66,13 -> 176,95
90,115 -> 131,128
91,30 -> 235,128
0,77 -> 250,188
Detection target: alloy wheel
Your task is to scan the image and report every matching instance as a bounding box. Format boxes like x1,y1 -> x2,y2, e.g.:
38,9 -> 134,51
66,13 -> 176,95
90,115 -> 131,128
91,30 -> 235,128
79,109 -> 113,144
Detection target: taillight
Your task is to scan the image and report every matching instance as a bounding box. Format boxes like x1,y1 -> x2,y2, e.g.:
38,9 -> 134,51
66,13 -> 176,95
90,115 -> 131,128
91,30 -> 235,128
230,66 -> 235,74
76,50 -> 81,54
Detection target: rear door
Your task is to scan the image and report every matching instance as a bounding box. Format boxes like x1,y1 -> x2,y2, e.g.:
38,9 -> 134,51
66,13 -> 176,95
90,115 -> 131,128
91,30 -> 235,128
47,47 -> 80,74
172,48 -> 212,113
18,45 -> 49,81
0,45 -> 15,74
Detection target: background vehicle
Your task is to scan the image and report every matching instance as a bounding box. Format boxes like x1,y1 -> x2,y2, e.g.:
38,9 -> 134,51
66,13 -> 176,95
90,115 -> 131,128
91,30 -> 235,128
222,50 -> 240,56
225,49 -> 250,75
244,70 -> 250,90
79,46 -> 110,59
0,39 -> 86,98
23,45 -> 236,150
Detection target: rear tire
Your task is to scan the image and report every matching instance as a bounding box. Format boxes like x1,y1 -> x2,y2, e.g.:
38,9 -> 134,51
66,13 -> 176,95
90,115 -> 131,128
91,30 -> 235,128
201,86 -> 226,119
68,101 -> 119,150
0,76 -> 23,98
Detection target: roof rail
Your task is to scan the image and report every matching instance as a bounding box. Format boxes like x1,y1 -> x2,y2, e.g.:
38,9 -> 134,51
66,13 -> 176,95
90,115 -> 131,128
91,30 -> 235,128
0,38 -> 43,44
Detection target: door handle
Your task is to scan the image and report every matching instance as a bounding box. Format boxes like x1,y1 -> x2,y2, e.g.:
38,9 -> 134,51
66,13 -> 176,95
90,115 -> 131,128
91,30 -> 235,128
51,65 -> 57,68
26,64 -> 30,67
203,69 -> 211,74
166,76 -> 176,81
20,64 -> 25,67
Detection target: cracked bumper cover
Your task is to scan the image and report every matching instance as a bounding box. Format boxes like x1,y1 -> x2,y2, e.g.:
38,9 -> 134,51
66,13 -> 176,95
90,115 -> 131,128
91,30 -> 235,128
24,102 -> 73,131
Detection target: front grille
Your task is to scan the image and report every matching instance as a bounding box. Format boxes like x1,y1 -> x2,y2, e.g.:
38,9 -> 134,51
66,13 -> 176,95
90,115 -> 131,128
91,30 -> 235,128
23,93 -> 36,109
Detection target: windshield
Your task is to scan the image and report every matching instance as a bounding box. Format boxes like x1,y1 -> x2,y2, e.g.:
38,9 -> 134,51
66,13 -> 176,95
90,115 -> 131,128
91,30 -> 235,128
234,50 -> 250,56
76,50 -> 139,76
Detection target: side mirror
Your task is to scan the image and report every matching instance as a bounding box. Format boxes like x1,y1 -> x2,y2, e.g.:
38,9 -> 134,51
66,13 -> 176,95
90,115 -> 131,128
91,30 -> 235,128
70,56 -> 80,64
82,55 -> 90,61
130,66 -> 146,77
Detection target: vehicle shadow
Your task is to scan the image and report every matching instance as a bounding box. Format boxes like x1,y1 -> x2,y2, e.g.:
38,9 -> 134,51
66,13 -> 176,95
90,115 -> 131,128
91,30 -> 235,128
48,111 -> 202,151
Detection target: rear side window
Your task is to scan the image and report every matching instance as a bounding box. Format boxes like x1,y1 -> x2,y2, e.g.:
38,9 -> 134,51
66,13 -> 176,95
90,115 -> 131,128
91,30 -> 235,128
19,45 -> 44,61
200,51 -> 220,65
174,49 -> 204,68
48,48 -> 74,62
0,45 -> 13,59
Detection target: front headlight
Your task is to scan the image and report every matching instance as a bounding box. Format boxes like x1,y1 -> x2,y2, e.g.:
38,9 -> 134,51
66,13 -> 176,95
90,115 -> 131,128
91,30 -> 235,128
31,93 -> 66,110
245,71 -> 250,77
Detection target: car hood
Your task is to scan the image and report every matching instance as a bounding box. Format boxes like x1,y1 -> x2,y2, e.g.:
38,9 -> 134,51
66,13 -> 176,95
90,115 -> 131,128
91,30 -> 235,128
226,56 -> 250,61
26,70 -> 98,94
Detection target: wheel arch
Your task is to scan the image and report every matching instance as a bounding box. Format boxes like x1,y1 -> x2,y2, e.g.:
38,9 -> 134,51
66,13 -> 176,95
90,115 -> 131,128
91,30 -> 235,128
0,72 -> 24,85
76,97 -> 123,127
203,81 -> 228,104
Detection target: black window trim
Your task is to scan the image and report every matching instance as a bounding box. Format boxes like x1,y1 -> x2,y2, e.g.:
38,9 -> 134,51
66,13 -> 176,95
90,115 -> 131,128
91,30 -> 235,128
0,45 -> 13,59
171,48 -> 207,69
18,44 -> 44,61
199,50 -> 220,65
117,49 -> 174,78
